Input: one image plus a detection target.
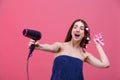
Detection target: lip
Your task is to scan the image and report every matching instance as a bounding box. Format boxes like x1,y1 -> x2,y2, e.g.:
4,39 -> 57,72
74,34 -> 80,39
75,34 -> 80,36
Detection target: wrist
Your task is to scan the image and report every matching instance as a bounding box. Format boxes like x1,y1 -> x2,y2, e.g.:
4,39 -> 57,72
35,42 -> 40,47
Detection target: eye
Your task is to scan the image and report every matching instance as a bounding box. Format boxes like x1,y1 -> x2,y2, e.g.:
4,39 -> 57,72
80,26 -> 85,30
73,25 -> 77,29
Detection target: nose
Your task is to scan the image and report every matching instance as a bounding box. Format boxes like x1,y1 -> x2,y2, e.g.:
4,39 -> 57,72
76,28 -> 80,32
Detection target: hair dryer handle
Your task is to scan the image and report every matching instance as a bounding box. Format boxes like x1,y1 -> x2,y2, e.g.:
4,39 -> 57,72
27,44 -> 35,60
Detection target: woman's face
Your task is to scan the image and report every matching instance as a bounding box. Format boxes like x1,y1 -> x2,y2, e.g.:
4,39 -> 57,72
71,21 -> 85,41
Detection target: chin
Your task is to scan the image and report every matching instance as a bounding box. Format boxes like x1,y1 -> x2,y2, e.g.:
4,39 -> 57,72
73,38 -> 81,42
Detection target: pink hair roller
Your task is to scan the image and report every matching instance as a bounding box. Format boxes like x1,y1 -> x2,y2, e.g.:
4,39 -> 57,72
95,33 -> 104,46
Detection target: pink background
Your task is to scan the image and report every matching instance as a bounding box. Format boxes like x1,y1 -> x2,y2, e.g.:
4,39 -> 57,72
0,0 -> 120,80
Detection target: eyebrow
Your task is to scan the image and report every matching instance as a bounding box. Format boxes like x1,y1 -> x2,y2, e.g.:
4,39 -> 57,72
74,24 -> 78,27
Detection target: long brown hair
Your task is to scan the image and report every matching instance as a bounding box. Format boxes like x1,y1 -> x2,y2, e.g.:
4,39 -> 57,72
64,19 -> 91,48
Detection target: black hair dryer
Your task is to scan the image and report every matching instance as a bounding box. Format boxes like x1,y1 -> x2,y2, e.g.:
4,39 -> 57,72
23,29 -> 42,60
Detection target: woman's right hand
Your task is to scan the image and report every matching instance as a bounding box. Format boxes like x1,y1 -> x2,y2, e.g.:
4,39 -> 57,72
28,39 -> 40,48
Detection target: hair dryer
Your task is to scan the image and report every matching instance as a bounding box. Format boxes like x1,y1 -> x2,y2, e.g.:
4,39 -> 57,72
23,29 -> 42,60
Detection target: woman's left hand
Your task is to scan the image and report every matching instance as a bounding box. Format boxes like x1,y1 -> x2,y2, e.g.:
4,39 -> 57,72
93,33 -> 104,46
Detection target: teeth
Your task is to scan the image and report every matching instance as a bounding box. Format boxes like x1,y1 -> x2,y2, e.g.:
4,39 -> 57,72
75,34 -> 80,36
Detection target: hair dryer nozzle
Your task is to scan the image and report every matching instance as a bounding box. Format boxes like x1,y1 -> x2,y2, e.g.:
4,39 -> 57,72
23,29 -> 41,40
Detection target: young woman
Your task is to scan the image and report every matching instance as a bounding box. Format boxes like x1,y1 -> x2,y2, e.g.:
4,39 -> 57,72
28,19 -> 110,80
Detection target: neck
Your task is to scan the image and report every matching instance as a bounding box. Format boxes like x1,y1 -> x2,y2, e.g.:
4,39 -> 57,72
68,40 -> 85,53
69,39 -> 81,48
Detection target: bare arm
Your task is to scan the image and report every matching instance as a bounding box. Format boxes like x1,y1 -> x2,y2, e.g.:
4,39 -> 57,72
29,39 -> 61,53
85,38 -> 110,68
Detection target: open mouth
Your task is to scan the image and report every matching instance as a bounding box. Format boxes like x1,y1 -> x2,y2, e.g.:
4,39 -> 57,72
75,34 -> 80,37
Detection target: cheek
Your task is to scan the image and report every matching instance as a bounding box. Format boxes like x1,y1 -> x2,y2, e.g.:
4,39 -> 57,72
81,31 -> 85,37
80,30 -> 84,33
71,30 -> 74,36
71,29 -> 75,33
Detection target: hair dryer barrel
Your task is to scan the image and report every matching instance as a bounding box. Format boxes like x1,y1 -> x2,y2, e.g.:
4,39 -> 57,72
23,29 -> 41,40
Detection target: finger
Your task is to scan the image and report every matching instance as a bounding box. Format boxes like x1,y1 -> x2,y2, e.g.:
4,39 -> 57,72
100,38 -> 104,42
28,42 -> 33,47
30,39 -> 35,43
